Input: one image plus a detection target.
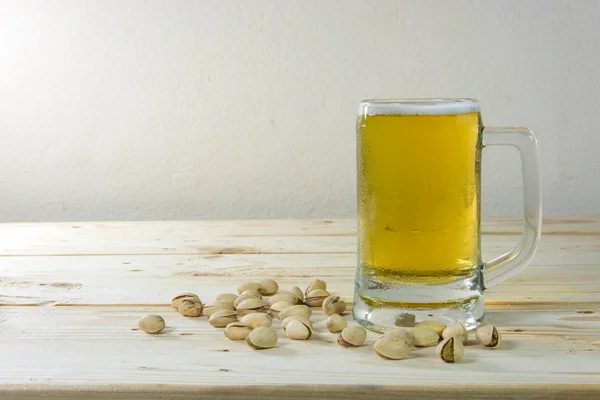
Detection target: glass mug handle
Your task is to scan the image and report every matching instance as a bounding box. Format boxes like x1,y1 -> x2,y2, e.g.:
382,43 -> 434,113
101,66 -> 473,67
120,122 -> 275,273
482,127 -> 542,288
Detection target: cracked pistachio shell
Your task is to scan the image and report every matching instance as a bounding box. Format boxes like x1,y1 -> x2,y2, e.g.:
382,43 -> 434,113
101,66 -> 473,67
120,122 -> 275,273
374,335 -> 411,360
337,326 -> 367,347
281,315 -> 313,331
322,295 -> 346,316
268,291 -> 299,307
442,323 -> 468,344
245,327 -> 278,350
240,289 -> 262,299
305,279 -> 327,295
289,286 -> 304,302
203,301 -> 235,317
234,292 -> 261,308
178,300 -> 203,317
224,322 -> 253,341
382,328 -> 414,347
235,298 -> 267,317
408,327 -> 439,347
326,314 -> 347,333
258,278 -> 279,296
279,304 -> 312,320
475,324 -> 502,349
171,293 -> 201,309
235,298 -> 264,310
285,319 -> 312,340
237,282 -> 261,295
415,320 -> 447,337
208,310 -> 238,328
437,336 -> 464,363
239,313 -> 272,328
138,314 -> 165,334
395,313 -> 416,327
214,293 -> 238,306
304,289 -> 331,307
269,301 -> 294,318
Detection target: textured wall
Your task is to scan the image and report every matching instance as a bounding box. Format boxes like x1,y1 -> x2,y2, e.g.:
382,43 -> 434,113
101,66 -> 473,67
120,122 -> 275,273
1,0 -> 598,222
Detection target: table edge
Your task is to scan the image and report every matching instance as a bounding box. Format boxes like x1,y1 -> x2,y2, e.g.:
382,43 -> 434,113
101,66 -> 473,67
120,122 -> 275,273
2,383 -> 600,400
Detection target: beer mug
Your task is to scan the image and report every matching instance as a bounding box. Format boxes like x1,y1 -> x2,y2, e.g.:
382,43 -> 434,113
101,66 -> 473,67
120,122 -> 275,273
353,99 -> 541,331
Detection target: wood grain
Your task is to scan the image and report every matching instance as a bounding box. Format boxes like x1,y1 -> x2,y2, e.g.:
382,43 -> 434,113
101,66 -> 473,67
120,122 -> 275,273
1,217 -> 598,256
0,217 -> 599,399
0,256 -> 599,306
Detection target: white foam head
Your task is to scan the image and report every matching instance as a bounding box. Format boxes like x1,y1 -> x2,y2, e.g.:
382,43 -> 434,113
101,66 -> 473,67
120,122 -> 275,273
359,98 -> 480,117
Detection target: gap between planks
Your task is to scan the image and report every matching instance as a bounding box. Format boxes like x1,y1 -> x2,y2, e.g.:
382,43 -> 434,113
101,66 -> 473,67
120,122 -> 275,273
1,302 -> 599,310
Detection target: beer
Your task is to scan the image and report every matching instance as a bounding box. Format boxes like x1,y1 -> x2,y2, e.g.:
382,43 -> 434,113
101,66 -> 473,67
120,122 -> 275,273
357,102 -> 482,284
353,98 -> 541,331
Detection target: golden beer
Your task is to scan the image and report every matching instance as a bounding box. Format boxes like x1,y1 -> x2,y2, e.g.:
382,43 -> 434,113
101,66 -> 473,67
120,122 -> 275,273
354,98 -> 541,332
357,105 -> 482,284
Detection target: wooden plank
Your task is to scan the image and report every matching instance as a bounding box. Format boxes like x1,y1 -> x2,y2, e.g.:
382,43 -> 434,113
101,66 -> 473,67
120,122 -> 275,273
0,217 -> 598,399
0,217 -> 598,256
2,385 -> 600,400
0,306 -> 598,393
1,215 -> 598,237
0,233 -> 596,259
0,254 -> 599,306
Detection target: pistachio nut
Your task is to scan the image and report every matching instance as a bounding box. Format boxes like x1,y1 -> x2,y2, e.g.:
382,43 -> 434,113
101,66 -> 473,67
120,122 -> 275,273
235,298 -> 267,316
269,301 -> 294,319
239,313 -> 272,328
203,301 -> 235,317
374,335 -> 411,360
415,320 -> 447,337
258,278 -> 279,296
208,310 -> 238,328
245,326 -> 278,350
237,282 -> 261,295
268,291 -> 299,307
214,293 -> 238,306
326,313 -> 347,333
281,315 -> 313,331
279,304 -> 312,321
289,286 -> 304,302
394,313 -> 416,327
224,322 -> 253,341
442,323 -> 468,344
178,300 -> 203,317
305,279 -> 327,295
234,292 -> 261,308
408,327 -> 439,347
437,336 -> 464,363
285,319 -> 312,340
138,314 -> 165,334
337,326 -> 367,347
382,328 -> 414,347
171,293 -> 201,309
304,288 -> 330,307
475,324 -> 502,349
322,295 -> 346,316
240,289 -> 262,299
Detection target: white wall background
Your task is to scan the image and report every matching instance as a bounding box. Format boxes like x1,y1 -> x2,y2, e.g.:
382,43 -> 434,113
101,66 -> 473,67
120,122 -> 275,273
1,0 -> 599,222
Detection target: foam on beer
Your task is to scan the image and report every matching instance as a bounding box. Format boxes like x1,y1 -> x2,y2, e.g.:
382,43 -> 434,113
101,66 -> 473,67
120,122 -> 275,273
360,99 -> 480,116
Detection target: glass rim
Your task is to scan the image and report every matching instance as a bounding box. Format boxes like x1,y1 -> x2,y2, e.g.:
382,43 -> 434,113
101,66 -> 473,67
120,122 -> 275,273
359,98 -> 480,116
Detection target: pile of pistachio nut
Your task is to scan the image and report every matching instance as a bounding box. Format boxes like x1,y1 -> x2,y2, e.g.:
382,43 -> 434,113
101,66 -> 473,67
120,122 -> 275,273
137,278 -> 501,362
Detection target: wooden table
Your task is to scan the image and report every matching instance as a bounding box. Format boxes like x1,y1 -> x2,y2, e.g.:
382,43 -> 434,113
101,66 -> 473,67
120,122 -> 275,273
0,217 -> 599,399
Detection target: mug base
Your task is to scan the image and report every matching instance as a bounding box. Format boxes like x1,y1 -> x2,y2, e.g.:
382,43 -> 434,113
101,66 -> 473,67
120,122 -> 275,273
352,272 -> 485,332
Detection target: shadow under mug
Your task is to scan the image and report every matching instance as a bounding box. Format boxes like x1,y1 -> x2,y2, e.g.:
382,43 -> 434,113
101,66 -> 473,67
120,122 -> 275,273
353,98 -> 541,331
